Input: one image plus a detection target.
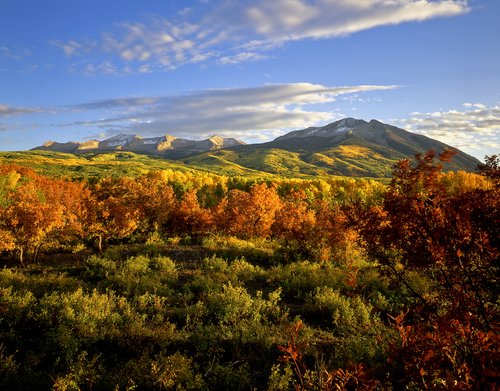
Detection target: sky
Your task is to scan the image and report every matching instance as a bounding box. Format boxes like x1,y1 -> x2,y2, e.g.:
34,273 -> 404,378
0,0 -> 499,161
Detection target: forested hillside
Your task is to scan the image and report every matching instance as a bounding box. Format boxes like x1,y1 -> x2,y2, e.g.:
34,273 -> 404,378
0,152 -> 498,390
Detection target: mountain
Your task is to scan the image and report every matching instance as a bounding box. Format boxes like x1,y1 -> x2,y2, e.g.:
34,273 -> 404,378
184,118 -> 480,177
32,118 -> 481,178
33,134 -> 245,159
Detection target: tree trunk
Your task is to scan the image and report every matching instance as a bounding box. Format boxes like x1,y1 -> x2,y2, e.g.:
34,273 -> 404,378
33,244 -> 42,263
98,234 -> 103,255
19,247 -> 25,267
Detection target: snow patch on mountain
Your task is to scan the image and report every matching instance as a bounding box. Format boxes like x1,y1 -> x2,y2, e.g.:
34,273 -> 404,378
102,134 -> 136,147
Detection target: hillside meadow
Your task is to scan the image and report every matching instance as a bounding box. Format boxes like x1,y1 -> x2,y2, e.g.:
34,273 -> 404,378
0,151 -> 498,390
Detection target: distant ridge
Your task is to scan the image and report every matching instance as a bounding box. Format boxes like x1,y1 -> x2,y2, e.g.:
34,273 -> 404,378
33,134 -> 245,159
32,118 -> 481,177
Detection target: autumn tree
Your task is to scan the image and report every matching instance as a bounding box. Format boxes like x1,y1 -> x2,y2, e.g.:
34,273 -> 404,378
216,183 -> 281,238
168,188 -> 213,238
0,165 -> 92,264
272,190 -> 316,243
134,172 -> 176,235
83,177 -> 141,254
477,154 -> 500,187
36,173 -> 89,249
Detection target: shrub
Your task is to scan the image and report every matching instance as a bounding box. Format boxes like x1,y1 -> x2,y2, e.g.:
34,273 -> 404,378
202,235 -> 276,264
267,261 -> 346,298
150,352 -> 205,390
205,283 -> 283,326
228,257 -> 265,284
82,255 -> 117,282
305,287 -> 374,333
103,255 -> 178,296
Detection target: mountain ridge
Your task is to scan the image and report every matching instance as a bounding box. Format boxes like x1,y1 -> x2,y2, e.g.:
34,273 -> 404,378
34,134 -> 245,159
32,118 -> 481,177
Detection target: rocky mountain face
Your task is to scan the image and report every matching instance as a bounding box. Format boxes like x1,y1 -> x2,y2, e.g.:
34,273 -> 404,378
265,117 -> 479,172
34,134 -> 245,159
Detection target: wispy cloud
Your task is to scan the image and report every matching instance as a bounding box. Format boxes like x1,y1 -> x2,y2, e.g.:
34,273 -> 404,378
0,104 -> 39,117
237,0 -> 468,46
50,0 -> 469,74
49,40 -> 89,56
58,83 -> 397,141
394,103 -> 500,157
217,52 -> 267,65
52,17 -> 219,74
0,45 -> 32,62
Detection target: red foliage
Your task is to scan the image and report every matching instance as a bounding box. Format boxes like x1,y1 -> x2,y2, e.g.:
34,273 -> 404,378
353,151 -> 499,324
390,312 -> 499,390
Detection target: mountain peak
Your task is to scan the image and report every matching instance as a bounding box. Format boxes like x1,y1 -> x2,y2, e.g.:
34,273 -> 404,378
275,117 -> 368,141
336,117 -> 366,127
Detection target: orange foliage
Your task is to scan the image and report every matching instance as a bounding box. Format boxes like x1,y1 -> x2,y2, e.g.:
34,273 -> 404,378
216,183 -> 281,238
0,165 -> 90,264
83,177 -> 141,253
390,312 -> 499,389
134,172 -> 176,233
272,190 -> 316,243
169,189 -> 213,237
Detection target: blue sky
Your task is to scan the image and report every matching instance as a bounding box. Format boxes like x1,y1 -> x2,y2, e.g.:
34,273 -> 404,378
0,0 -> 499,160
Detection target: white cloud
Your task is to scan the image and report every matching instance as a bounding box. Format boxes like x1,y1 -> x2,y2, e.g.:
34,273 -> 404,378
395,103 -> 500,158
50,1 -> 469,74
57,83 -> 396,141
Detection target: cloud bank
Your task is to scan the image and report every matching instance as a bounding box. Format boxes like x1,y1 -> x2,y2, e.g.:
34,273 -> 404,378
59,83 -> 397,140
394,103 -> 500,158
50,0 -> 469,74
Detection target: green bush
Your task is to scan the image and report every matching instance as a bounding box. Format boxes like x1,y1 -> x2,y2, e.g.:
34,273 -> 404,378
304,287 -> 391,368
83,255 -> 117,282
267,363 -> 294,391
102,255 -> 178,296
205,283 -> 283,326
267,261 -> 346,298
150,352 -> 205,390
306,287 -> 373,332
202,235 -> 276,264
0,268 -> 81,296
188,256 -> 238,294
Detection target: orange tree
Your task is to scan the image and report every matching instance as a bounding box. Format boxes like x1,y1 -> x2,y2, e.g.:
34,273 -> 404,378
272,189 -> 316,257
350,151 -> 499,388
216,183 -> 282,238
168,188 -> 213,238
134,172 -> 177,236
82,177 -> 141,254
